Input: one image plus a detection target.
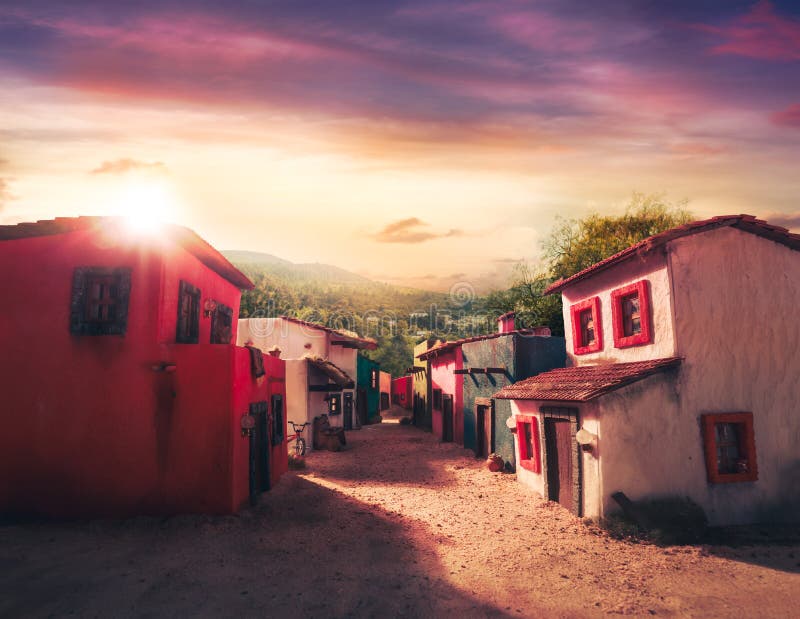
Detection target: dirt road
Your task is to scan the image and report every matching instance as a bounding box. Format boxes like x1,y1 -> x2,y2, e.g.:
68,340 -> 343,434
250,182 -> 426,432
1,419 -> 798,618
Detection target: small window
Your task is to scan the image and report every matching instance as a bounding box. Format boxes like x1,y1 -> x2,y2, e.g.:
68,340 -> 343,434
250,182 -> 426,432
516,416 -> 541,473
701,413 -> 758,483
70,267 -> 132,336
370,368 -> 378,390
271,394 -> 284,446
433,388 -> 443,410
611,280 -> 652,348
570,296 -> 602,355
176,280 -> 200,343
328,393 -> 341,415
211,302 -> 233,344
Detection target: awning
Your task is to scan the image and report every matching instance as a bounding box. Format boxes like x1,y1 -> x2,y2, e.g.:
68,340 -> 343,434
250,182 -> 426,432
306,357 -> 355,389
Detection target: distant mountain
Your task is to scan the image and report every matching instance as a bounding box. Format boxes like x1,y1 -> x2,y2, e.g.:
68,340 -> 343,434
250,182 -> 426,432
222,250 -> 372,284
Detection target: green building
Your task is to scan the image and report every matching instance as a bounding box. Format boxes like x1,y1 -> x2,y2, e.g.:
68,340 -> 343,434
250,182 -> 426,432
356,354 -> 381,424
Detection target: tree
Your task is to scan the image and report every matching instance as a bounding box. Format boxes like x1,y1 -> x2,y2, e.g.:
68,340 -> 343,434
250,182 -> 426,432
487,192 -> 693,335
544,192 -> 693,281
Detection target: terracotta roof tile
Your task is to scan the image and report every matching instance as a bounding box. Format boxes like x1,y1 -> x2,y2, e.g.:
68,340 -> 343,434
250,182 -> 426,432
305,356 -> 355,388
492,357 -> 682,402
280,316 -> 377,350
0,216 -> 254,289
545,214 -> 800,295
416,327 -> 551,360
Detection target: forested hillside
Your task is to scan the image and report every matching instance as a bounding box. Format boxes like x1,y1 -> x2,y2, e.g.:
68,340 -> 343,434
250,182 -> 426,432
225,251 -> 496,377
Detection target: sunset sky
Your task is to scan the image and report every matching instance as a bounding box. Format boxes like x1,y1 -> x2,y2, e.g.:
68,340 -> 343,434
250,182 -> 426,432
1,1 -> 799,291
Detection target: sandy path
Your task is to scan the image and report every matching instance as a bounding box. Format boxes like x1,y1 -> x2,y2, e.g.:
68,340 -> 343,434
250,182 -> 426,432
1,419 -> 798,618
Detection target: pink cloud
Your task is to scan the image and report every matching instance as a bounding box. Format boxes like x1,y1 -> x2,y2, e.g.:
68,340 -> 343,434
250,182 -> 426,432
89,158 -> 167,175
770,103 -> 800,127
700,1 -> 800,60
668,142 -> 728,156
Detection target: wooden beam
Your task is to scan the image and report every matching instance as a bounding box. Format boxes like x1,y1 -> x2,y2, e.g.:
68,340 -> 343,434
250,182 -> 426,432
309,384 -> 343,392
485,367 -> 507,374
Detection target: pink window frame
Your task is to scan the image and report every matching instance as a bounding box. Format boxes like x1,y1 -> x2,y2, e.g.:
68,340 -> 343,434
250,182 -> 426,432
516,415 -> 541,473
570,296 -> 602,355
610,280 -> 652,348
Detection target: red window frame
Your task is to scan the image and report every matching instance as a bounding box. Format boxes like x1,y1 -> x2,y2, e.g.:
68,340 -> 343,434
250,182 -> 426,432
570,296 -> 602,355
516,415 -> 541,473
701,412 -> 758,483
611,280 -> 652,348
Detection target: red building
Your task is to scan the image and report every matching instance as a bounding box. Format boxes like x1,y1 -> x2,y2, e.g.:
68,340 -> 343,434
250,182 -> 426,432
391,376 -> 413,410
0,217 -> 287,518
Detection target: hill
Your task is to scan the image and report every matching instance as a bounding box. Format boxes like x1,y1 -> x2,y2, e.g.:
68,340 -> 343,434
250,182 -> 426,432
224,251 -> 495,376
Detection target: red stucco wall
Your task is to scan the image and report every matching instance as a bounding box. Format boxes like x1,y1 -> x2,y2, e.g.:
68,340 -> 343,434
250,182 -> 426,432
391,376 -> 413,409
0,227 -> 283,517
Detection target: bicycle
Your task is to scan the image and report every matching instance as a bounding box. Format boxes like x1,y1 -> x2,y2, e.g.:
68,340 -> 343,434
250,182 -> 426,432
287,421 -> 308,456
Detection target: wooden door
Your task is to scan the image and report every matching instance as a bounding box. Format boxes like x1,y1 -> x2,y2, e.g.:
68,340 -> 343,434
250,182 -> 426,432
343,392 -> 353,430
475,404 -> 493,457
442,394 -> 453,442
545,418 -> 573,512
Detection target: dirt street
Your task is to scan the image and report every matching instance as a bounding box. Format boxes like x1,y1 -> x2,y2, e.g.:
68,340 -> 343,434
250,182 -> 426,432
1,416 -> 798,618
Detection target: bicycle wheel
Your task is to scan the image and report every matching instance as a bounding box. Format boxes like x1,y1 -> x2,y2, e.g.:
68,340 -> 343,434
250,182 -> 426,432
294,437 -> 306,457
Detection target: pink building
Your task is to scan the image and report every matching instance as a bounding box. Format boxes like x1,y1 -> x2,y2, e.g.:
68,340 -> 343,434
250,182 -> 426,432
418,343 -> 464,445
496,215 -> 800,525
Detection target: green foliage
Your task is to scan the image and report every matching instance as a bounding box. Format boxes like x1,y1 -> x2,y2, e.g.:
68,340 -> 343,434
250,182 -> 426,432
544,192 -> 693,281
487,192 -> 693,334
230,255 -> 496,378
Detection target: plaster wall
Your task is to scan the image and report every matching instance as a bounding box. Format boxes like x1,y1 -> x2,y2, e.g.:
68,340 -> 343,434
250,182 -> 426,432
284,359 -> 313,450
667,227 -> 800,524
413,340 -> 436,429
429,348 -> 463,443
0,229 -> 271,516
392,376 -> 413,409
237,318 -> 329,359
560,251 -> 676,366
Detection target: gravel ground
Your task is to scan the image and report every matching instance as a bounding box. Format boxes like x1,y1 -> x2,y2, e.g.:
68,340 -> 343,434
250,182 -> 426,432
1,411 -> 798,618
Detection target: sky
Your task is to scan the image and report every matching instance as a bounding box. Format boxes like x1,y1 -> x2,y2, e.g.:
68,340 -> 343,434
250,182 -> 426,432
1,0 -> 799,292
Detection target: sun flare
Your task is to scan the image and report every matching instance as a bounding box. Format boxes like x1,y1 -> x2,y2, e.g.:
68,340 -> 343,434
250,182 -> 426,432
112,180 -> 178,232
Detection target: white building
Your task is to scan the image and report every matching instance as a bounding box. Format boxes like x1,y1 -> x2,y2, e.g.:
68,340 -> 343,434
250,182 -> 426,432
495,215 -> 800,525
238,317 -> 377,444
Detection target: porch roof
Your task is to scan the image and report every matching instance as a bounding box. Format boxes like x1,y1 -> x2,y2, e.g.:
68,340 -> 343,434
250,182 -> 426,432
306,356 -> 355,389
492,357 -> 682,402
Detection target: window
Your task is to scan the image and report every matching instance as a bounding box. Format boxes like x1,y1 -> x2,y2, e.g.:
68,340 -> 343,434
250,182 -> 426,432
70,267 -> 132,336
176,280 -> 200,343
570,296 -> 602,355
516,416 -> 541,473
328,393 -> 341,415
701,413 -> 758,483
433,388 -> 443,410
370,368 -> 378,390
611,280 -> 652,348
211,302 -> 233,344
271,394 -> 284,446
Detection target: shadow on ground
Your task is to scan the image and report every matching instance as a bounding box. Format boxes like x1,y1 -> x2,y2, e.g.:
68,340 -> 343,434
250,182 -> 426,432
0,474 -> 516,618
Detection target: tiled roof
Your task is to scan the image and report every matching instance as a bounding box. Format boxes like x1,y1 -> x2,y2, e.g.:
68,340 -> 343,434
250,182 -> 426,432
0,216 -> 254,289
492,357 -> 682,402
545,214 -> 800,295
281,316 -> 378,350
416,327 -> 551,360
305,356 -> 355,388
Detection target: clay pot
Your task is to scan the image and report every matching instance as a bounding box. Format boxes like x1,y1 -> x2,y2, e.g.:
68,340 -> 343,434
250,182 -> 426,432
486,454 -> 504,472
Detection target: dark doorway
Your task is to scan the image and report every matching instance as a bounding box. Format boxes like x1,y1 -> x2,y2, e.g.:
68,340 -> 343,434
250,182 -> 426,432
343,392 -> 353,430
380,392 -> 390,411
249,401 -> 271,505
475,403 -> 494,457
544,418 -> 573,512
442,394 -> 454,442
356,388 -> 367,427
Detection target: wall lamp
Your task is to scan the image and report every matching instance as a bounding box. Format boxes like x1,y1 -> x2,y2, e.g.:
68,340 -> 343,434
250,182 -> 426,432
203,298 -> 218,318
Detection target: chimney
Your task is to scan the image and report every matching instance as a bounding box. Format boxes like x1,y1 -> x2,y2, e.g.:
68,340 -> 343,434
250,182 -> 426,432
497,312 -> 515,334
267,345 -> 282,358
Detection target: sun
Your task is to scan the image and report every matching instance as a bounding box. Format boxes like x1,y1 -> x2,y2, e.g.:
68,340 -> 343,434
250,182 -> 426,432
112,179 -> 178,233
